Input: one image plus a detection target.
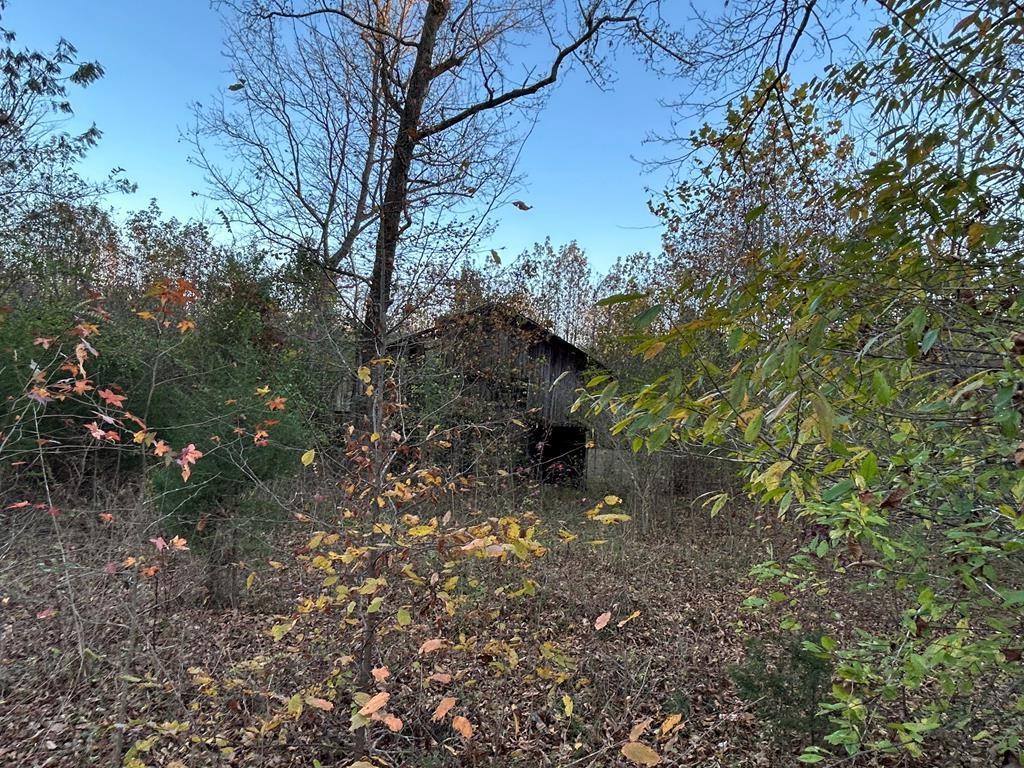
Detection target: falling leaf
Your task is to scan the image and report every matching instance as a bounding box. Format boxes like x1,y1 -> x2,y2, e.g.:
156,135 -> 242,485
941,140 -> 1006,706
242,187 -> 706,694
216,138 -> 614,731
490,249 -> 501,264
177,318 -> 196,333
418,638 -> 445,654
356,366 -> 371,384
452,715 -> 473,739
594,611 -> 612,630
511,200 -> 532,211
371,666 -> 390,683
621,741 -> 662,766
432,696 -> 456,721
301,449 -> 316,466
358,691 -> 390,717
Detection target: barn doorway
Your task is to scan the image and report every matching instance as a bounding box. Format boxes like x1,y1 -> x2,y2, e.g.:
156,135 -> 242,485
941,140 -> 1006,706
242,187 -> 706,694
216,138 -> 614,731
529,424 -> 587,485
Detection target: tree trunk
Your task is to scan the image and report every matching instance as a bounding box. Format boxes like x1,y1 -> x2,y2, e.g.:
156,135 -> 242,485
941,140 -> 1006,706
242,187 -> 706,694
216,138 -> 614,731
362,0 -> 451,346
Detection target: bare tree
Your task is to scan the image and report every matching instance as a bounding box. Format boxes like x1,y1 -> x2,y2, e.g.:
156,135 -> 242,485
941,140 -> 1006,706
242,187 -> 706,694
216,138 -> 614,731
193,0 -> 665,355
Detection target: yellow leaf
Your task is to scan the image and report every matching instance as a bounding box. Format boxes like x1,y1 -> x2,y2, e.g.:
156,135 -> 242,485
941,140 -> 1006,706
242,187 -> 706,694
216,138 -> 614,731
356,366 -> 371,384
245,572 -> 256,590
287,694 -> 303,718
396,607 -> 412,626
603,495 -> 622,506
270,620 -> 295,642
593,513 -> 631,525
562,694 -> 574,718
255,385 -> 271,396
617,610 -> 641,628
643,341 -> 666,360
301,449 -> 316,466
659,713 -> 683,737
621,741 -> 662,766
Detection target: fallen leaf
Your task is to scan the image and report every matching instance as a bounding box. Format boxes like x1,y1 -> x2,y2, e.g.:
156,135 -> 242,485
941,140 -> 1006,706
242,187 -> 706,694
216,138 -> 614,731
371,666 -> 390,683
659,713 -> 683,737
452,715 -> 473,739
617,610 -> 641,628
621,741 -> 662,766
629,717 -> 653,742
358,691 -> 390,717
432,696 -> 457,722
594,611 -> 612,630
419,638 -> 445,654
305,696 -> 334,711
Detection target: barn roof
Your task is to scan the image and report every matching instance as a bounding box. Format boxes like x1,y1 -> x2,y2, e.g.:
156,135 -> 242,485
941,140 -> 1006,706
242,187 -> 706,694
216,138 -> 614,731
391,302 -> 590,365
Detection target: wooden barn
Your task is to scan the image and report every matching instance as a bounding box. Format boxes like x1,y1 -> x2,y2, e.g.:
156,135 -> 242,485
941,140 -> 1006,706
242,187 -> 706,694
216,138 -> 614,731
389,303 -> 592,483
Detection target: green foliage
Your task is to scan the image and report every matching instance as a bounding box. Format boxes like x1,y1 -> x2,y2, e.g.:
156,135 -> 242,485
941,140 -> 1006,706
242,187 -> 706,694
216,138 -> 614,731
598,1 -> 1024,760
730,632 -> 832,745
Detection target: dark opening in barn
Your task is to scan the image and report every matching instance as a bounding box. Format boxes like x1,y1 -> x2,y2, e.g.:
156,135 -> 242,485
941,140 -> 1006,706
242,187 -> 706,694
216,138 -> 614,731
529,424 -> 587,485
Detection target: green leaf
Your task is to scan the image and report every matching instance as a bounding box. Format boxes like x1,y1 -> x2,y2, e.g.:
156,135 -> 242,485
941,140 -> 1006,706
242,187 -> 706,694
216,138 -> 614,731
811,392 -> 834,445
632,304 -> 663,329
596,292 -> 646,307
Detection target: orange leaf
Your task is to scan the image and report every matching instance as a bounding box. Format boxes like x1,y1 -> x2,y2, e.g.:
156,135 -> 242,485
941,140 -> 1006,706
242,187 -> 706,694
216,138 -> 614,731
381,713 -> 403,732
305,696 -> 334,711
358,691 -> 390,717
428,672 -> 452,684
594,611 -> 611,630
371,666 -> 390,683
452,715 -> 473,740
659,713 -> 683,737
97,388 -> 126,408
418,638 -> 445,655
431,696 -> 456,722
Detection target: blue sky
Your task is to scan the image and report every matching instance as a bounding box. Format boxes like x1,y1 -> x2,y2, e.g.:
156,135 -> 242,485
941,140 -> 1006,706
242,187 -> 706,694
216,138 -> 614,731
9,1 -> 684,270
